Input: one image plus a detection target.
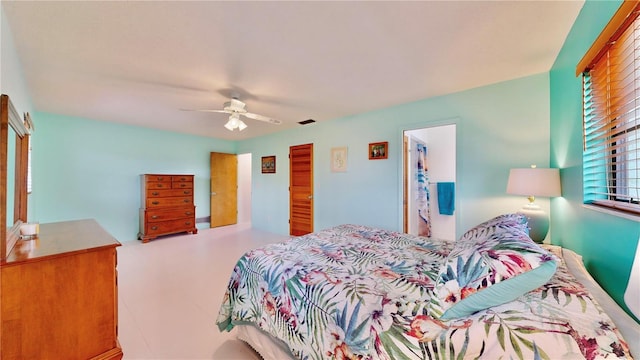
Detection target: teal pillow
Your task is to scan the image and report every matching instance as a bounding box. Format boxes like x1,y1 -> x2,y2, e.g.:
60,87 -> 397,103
429,214 -> 558,320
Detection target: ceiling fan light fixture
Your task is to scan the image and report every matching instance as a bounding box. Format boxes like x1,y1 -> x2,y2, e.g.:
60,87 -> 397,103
224,113 -> 247,131
224,119 -> 236,131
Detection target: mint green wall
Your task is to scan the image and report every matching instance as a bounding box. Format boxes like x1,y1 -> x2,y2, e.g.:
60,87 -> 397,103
239,73 -> 552,237
30,113 -> 236,242
550,0 -> 640,319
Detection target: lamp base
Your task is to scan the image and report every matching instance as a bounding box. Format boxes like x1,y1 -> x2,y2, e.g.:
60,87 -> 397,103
518,203 -> 549,244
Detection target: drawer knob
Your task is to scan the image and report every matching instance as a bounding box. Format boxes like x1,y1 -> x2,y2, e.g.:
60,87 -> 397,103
152,201 -> 160,205
157,177 -> 164,180
157,184 -> 164,188
183,191 -> 190,195
152,192 -> 159,196
185,222 -> 192,225
151,226 -> 158,230
151,215 -> 159,219
183,199 -> 189,203
186,212 -> 192,215
180,184 -> 186,188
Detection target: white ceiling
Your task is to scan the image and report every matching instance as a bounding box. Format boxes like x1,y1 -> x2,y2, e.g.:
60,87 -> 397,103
2,1 -> 584,141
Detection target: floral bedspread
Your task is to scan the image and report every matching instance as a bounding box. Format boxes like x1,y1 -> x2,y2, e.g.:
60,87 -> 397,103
216,224 -> 632,360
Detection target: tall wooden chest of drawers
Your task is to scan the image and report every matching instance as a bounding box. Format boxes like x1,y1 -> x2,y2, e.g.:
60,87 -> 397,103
138,174 -> 197,243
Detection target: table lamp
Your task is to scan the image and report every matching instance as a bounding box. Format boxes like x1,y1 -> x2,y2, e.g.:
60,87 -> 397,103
506,166 -> 561,243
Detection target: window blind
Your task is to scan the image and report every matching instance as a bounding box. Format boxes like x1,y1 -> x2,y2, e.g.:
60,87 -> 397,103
581,2 -> 640,215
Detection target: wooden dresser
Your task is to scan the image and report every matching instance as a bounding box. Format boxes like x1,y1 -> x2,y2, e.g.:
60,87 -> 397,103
0,219 -> 122,360
138,174 -> 197,243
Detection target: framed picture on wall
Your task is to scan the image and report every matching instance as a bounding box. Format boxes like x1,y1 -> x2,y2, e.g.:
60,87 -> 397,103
369,141 -> 388,160
261,156 -> 276,174
331,147 -> 348,172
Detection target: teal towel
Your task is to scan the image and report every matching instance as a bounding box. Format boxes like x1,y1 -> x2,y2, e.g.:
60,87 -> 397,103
437,182 -> 455,215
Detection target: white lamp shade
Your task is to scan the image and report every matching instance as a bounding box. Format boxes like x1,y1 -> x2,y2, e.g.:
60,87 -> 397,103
224,120 -> 236,131
506,168 -> 561,197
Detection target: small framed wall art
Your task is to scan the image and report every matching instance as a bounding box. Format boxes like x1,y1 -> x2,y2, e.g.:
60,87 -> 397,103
369,141 -> 388,160
331,146 -> 348,172
261,155 -> 276,173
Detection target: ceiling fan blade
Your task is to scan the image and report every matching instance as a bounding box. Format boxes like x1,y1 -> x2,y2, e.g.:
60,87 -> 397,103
180,109 -> 230,114
243,112 -> 282,125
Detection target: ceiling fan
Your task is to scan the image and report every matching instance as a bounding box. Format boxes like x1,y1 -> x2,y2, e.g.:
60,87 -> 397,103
182,98 -> 281,131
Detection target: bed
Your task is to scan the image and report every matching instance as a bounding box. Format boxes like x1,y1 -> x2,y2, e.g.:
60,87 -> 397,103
216,214 -> 638,359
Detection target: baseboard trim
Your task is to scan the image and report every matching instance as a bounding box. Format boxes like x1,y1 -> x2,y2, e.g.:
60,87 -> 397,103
196,216 -> 210,224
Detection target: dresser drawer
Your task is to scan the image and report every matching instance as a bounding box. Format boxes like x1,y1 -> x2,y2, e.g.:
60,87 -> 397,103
146,188 -> 193,198
145,174 -> 171,182
172,175 -> 193,182
146,181 -> 172,189
146,218 -> 195,236
146,207 -> 195,222
146,197 -> 193,208
171,181 -> 193,189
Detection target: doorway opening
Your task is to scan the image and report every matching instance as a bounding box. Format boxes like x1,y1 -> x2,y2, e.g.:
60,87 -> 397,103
237,153 -> 252,225
403,124 -> 456,241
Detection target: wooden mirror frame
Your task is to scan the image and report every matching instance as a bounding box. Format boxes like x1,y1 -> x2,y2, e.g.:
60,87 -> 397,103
1,94 -> 30,262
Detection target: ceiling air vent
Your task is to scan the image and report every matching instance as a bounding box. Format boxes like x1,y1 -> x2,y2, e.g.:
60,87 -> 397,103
298,119 -> 316,125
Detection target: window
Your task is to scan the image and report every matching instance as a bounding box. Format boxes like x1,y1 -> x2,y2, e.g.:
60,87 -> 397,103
579,1 -> 640,215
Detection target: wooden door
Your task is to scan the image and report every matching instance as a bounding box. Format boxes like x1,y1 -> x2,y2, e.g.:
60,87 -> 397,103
289,144 -> 314,236
210,152 -> 237,228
